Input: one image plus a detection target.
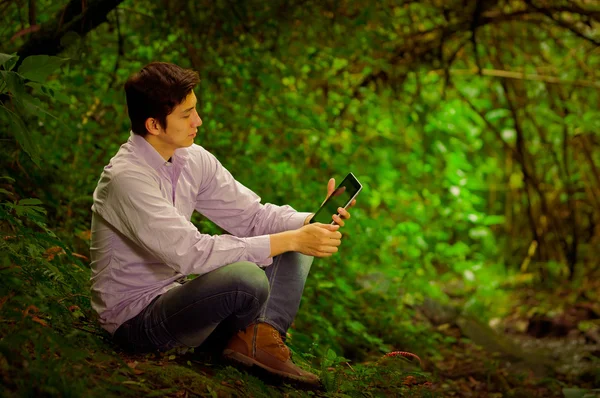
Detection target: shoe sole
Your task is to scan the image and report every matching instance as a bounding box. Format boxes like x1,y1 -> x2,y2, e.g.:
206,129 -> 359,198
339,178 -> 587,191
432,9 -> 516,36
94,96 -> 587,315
222,349 -> 321,386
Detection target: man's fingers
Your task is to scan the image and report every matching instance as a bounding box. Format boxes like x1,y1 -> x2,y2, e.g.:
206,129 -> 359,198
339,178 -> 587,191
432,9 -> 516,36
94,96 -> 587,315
312,222 -> 339,231
322,229 -> 342,239
319,245 -> 339,254
336,208 -> 351,220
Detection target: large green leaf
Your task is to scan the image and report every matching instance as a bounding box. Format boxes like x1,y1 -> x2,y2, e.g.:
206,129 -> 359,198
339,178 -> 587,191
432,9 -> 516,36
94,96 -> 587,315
18,55 -> 66,82
25,82 -> 71,104
0,105 -> 40,165
13,91 -> 57,120
0,71 -> 25,96
0,53 -> 16,69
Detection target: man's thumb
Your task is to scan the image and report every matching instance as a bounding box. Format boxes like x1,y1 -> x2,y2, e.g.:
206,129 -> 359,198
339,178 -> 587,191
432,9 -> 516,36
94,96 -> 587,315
327,178 -> 335,195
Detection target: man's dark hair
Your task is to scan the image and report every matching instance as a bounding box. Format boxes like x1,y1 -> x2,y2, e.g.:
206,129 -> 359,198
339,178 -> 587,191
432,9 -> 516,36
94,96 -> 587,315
124,62 -> 200,136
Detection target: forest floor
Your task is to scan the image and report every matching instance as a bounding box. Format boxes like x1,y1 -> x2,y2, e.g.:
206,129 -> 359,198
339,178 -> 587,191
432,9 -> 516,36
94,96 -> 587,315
109,322 -> 598,398
2,279 -> 599,397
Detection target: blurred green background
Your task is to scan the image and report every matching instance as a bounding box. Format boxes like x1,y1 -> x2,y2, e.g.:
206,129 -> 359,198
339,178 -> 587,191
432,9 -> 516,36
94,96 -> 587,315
1,0 -> 599,396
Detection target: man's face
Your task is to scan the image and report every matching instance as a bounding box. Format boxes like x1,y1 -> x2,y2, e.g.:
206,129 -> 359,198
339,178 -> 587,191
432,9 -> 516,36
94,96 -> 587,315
156,91 -> 202,150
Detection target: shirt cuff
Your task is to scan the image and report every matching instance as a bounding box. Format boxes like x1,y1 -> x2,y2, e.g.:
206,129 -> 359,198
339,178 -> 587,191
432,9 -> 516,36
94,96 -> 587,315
244,235 -> 273,268
287,212 -> 313,230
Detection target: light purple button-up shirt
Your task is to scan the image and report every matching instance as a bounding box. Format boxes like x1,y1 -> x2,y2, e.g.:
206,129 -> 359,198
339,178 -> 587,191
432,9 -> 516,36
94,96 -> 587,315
90,133 -> 311,334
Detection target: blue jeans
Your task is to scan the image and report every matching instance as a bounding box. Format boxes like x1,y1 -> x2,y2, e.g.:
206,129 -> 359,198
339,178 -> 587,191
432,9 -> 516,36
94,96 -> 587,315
113,252 -> 314,353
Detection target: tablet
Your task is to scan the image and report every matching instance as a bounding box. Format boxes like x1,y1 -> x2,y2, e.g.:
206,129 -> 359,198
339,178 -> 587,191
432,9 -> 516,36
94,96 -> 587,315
309,172 -> 362,225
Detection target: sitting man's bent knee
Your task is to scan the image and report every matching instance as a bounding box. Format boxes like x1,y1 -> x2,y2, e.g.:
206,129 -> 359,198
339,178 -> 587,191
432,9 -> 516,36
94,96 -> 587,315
219,261 -> 270,305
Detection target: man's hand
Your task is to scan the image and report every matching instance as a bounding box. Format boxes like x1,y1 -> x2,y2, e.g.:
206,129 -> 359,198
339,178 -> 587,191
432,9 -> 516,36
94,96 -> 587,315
304,177 -> 357,226
292,223 -> 342,257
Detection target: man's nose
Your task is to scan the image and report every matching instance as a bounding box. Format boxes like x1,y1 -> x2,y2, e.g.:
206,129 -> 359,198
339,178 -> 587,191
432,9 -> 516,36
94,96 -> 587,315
194,113 -> 202,127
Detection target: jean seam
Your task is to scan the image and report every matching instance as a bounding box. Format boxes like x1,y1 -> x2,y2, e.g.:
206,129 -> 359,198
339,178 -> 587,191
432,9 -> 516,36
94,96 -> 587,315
260,254 -> 282,318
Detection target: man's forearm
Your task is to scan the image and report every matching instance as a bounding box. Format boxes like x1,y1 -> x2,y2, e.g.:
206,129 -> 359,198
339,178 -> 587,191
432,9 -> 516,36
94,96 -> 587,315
269,230 -> 297,257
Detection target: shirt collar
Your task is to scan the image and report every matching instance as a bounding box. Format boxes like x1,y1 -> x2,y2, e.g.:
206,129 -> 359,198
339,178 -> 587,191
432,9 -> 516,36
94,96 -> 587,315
129,131 -> 189,171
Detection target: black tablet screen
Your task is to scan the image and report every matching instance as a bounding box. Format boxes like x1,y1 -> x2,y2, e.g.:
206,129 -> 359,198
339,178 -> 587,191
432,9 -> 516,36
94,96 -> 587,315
310,174 -> 360,224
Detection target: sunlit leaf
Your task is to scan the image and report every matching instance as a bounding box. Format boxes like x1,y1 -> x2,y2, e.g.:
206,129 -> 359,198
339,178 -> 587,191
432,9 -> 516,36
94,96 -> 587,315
18,55 -> 67,82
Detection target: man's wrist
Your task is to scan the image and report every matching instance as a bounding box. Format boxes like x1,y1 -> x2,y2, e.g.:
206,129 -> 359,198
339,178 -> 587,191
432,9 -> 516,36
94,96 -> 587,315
304,214 -> 314,226
287,230 -> 299,252
270,230 -> 298,257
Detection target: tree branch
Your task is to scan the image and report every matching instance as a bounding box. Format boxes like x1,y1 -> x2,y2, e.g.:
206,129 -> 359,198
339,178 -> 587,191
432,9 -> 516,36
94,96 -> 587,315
28,0 -> 36,26
15,0 -> 126,62
525,0 -> 600,47
431,68 -> 600,89
108,8 -> 123,89
337,2 -> 600,110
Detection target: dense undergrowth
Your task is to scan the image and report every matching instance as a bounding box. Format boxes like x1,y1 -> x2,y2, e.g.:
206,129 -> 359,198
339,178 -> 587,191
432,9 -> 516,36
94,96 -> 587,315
1,0 -> 600,396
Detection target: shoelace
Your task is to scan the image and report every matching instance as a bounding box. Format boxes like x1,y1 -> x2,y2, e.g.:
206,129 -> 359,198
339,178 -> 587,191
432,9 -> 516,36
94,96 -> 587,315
271,329 -> 287,350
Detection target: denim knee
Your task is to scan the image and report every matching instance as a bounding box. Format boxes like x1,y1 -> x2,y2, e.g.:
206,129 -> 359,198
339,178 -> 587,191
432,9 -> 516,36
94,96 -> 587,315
225,261 -> 270,305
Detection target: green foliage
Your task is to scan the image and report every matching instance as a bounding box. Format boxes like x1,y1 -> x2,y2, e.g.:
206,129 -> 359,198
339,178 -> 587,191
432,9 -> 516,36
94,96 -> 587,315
320,349 -> 346,393
0,0 -> 598,395
0,187 -> 107,396
0,52 -> 67,165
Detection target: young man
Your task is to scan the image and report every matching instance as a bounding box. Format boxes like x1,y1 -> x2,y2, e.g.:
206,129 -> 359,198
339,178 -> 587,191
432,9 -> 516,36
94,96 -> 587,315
90,62 -> 355,385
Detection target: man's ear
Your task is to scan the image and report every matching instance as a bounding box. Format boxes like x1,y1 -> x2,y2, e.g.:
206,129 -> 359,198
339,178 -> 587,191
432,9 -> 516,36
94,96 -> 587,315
145,117 -> 162,136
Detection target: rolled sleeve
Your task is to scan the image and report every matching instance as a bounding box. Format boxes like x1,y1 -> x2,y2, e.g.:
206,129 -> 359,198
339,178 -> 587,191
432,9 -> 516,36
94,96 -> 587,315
287,211 -> 313,230
247,235 -> 272,268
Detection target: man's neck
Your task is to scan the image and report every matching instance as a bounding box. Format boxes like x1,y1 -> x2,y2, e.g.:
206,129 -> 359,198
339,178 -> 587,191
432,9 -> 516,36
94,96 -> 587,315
144,135 -> 175,161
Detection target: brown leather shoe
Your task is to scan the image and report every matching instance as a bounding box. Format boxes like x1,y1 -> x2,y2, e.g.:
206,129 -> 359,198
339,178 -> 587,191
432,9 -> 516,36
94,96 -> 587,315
223,322 -> 320,386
